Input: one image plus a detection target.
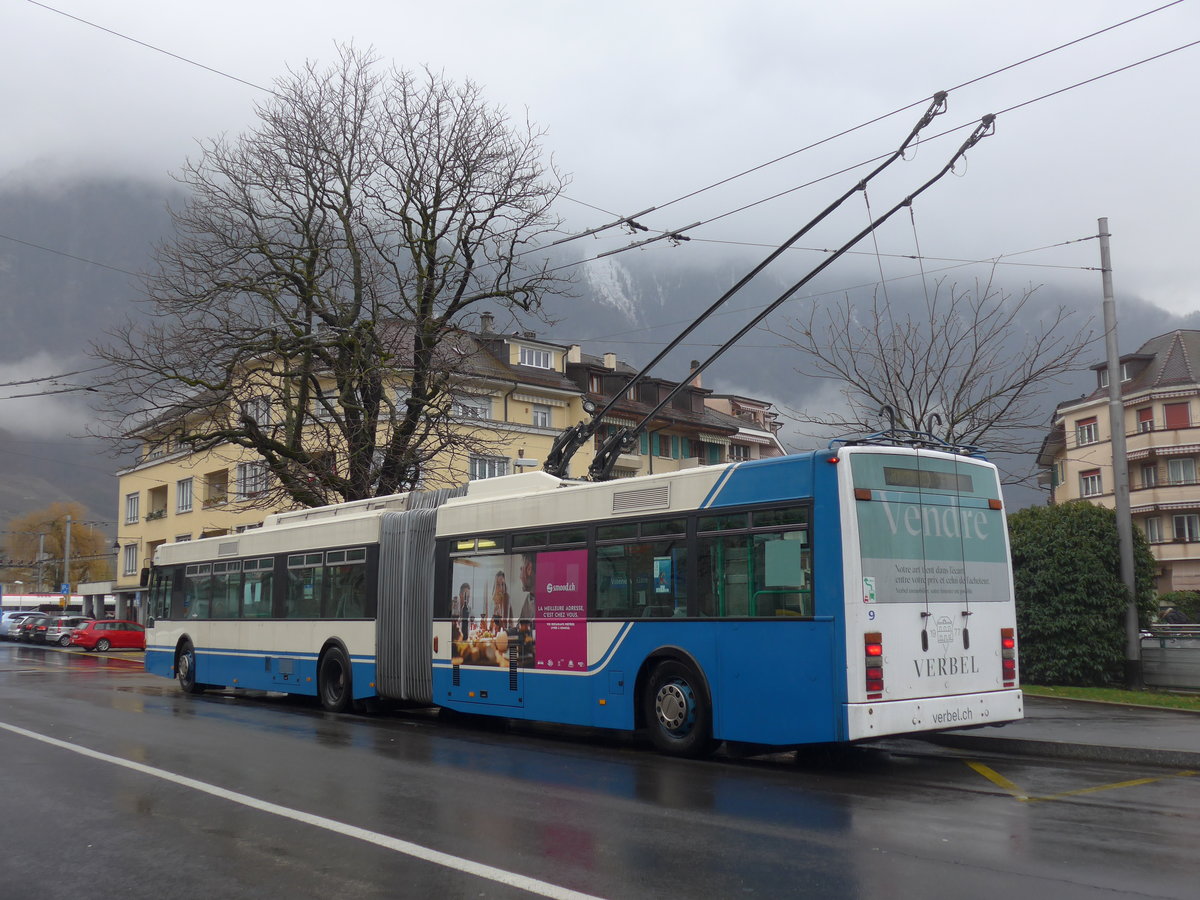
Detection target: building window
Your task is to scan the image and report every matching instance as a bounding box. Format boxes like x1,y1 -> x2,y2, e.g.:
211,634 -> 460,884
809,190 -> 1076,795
469,455 -> 509,480
1164,402 -> 1190,430
519,347 -> 552,369
125,492 -> 140,525
1173,514 -> 1200,542
589,373 -> 603,393
1137,407 -> 1154,433
1168,457 -> 1197,485
1075,417 -> 1099,446
1099,364 -> 1131,388
1142,463 -> 1158,489
122,544 -> 139,576
1144,517 -> 1163,543
236,462 -> 268,499
242,396 -> 272,427
531,404 -> 551,428
729,444 -> 751,462
176,478 -> 193,513
175,535 -> 192,543
453,395 -> 490,419
1080,469 -> 1102,497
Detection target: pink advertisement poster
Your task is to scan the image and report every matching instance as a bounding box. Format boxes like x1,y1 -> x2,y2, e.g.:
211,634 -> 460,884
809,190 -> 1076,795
535,549 -> 588,671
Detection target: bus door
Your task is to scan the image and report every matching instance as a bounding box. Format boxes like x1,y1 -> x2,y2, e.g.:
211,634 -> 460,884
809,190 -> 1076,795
849,450 -> 1008,700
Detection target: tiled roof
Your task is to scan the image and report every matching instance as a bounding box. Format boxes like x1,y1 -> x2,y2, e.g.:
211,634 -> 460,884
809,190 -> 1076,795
1082,330 -> 1200,401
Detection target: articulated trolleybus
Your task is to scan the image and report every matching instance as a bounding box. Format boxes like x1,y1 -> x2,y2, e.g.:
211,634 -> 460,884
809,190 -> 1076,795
145,433 -> 1022,756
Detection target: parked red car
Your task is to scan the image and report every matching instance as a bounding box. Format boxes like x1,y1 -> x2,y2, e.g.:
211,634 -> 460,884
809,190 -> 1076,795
70,620 -> 145,651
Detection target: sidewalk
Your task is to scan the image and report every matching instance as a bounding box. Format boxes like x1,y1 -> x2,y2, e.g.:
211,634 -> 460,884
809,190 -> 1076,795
920,694 -> 1200,768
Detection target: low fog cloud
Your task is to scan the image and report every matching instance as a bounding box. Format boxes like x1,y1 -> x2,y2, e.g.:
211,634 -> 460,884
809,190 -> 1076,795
0,353 -> 97,438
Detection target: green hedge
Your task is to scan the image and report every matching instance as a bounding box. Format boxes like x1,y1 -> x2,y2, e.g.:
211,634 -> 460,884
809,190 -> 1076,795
1008,501 -> 1157,686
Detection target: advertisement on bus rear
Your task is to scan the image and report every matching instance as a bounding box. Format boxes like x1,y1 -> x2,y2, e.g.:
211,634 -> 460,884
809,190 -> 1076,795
851,454 -> 1011,605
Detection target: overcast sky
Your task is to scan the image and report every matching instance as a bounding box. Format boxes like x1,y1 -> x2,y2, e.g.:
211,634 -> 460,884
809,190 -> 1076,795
3,0 -> 1199,316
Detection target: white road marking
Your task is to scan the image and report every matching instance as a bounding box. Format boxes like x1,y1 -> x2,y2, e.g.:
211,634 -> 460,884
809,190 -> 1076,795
0,720 -> 605,900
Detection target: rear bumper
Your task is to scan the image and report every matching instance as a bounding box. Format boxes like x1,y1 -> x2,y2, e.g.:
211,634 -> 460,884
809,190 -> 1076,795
845,689 -> 1024,741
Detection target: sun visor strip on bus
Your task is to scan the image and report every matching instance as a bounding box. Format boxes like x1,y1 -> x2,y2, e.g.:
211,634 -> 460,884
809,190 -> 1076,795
376,485 -> 467,703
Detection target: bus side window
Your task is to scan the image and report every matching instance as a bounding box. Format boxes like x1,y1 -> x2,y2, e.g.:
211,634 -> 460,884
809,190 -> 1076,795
697,534 -> 750,617
752,531 -> 811,617
326,564 -> 367,618
242,558 -> 275,618
698,529 -> 811,618
286,553 -> 324,618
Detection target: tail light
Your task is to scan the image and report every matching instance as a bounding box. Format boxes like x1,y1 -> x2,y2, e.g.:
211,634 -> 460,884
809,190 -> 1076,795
865,632 -> 884,699
1001,628 -> 1017,687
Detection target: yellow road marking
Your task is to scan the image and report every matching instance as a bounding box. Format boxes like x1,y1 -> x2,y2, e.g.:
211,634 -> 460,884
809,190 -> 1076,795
967,761 -> 1030,800
967,761 -> 1198,802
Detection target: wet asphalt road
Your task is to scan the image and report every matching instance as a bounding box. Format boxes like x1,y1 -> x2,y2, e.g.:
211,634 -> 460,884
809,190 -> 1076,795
2,641 -> 1198,900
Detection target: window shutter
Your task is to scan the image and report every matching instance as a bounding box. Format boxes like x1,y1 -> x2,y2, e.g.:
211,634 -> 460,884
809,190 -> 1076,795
1165,402 -> 1190,429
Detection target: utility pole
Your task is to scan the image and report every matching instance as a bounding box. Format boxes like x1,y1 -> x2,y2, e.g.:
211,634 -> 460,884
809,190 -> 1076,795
62,515 -> 72,609
1099,217 -> 1142,689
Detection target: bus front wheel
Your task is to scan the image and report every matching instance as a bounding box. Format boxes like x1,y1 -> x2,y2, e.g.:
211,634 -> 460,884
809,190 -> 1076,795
644,660 -> 716,758
177,641 -> 207,695
318,646 -> 352,713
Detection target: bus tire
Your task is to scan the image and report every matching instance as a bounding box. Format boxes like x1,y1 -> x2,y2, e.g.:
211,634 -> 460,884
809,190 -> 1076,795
177,641 -> 207,694
318,646 -> 353,713
644,660 -> 716,758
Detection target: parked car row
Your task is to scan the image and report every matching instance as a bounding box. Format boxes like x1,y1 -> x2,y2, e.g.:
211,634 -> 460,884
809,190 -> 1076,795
0,611 -> 144,650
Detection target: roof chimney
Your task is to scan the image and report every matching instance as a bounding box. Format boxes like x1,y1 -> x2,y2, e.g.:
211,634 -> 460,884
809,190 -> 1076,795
689,360 -> 702,389
603,352 -> 617,370
480,312 -> 494,333
567,344 -> 582,363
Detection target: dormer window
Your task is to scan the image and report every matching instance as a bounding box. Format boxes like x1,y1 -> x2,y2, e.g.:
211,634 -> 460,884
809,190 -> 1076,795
519,346 -> 552,369
1098,363 -> 1131,389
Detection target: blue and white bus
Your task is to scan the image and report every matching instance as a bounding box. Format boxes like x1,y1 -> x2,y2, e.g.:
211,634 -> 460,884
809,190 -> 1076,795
145,437 -> 1022,756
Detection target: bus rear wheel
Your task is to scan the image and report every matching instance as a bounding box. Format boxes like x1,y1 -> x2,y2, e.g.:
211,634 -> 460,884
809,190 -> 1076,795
177,641 -> 207,694
644,660 -> 716,758
319,646 -> 352,713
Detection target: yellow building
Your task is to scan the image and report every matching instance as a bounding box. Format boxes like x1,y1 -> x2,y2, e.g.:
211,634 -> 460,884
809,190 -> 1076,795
1038,330 -> 1200,593
113,322 -> 784,616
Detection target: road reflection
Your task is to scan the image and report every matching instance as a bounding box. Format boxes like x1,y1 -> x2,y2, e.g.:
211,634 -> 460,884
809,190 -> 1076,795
7,644 -> 144,670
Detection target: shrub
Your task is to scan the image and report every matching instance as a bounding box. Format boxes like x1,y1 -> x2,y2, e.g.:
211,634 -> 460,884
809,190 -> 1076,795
1008,501 -> 1156,685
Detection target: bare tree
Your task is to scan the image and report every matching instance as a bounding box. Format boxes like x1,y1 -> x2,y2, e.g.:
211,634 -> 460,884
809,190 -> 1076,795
771,273 -> 1093,484
92,46 -> 568,506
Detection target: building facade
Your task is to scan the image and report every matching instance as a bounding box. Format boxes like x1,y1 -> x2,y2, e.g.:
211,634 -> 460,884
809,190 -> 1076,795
1038,330 -> 1200,593
112,326 -> 785,616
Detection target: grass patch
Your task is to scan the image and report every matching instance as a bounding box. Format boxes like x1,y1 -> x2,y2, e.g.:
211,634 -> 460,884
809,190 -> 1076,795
1022,684 -> 1200,712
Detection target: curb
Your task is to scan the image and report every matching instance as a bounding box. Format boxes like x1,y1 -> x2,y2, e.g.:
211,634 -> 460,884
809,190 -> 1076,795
921,731 -> 1200,769
1021,693 -> 1200,715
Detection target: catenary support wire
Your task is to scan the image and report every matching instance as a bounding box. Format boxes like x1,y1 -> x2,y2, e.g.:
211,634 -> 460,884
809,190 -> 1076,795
543,92 -> 951,478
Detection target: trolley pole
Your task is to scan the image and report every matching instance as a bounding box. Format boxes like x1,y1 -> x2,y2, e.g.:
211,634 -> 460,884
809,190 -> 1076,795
1099,218 -> 1142,689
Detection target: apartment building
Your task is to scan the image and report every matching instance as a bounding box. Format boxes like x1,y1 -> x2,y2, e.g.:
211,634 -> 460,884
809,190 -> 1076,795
112,323 -> 784,614
1038,330 -> 1200,592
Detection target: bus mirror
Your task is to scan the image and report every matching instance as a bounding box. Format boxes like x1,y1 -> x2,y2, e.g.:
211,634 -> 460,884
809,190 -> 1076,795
139,567 -> 150,587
